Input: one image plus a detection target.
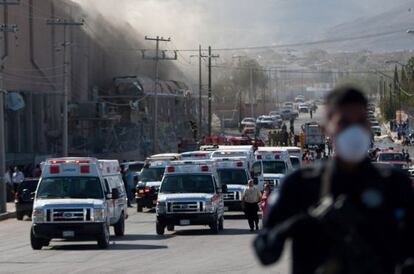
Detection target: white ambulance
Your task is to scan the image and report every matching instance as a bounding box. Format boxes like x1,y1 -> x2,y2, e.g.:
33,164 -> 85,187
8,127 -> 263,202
211,145 -> 255,170
136,153 -> 181,212
31,158 -> 127,250
213,157 -> 250,211
156,161 -> 226,235
252,147 -> 293,191
284,146 -> 303,169
181,151 -> 213,161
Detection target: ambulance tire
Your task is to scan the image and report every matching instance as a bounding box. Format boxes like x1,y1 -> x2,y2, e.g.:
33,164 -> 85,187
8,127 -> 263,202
156,221 -> 165,235
114,213 -> 125,236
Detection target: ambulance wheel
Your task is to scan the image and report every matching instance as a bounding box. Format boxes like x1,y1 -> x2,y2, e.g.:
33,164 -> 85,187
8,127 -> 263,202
30,229 -> 43,250
209,216 -> 220,234
156,222 -> 165,235
97,225 -> 110,249
137,205 -> 143,212
218,216 -> 224,231
114,213 -> 125,236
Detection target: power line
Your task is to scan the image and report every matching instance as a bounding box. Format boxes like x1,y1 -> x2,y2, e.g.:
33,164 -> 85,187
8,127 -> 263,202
84,28 -> 408,54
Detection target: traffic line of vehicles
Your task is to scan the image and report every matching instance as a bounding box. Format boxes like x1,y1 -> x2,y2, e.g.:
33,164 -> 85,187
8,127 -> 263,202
24,144 -> 303,249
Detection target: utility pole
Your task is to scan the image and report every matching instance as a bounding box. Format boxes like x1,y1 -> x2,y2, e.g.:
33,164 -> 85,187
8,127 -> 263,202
198,45 -> 204,140
190,45 -> 207,140
249,68 -> 254,117
47,18 -> 84,157
207,46 -> 219,136
142,36 -> 177,154
232,55 -> 245,124
0,22 -> 19,214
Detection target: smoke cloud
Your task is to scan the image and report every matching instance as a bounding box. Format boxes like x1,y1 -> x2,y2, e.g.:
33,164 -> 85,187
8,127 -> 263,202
71,0 -> 411,50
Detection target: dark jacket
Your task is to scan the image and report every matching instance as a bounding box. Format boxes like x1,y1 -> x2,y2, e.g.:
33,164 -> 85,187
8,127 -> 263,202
263,159 -> 414,274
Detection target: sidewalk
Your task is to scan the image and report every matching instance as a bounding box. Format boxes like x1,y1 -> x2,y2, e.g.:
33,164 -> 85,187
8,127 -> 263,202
0,203 -> 16,221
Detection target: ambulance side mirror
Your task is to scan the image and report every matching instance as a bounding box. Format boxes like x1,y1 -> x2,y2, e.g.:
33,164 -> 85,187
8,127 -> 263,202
221,184 -> 228,193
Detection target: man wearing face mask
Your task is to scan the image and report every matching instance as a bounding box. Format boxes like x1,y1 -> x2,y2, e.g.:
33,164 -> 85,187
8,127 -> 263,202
254,86 -> 414,274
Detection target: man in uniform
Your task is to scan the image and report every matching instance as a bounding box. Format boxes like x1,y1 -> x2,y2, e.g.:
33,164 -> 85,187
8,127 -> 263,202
255,86 -> 414,274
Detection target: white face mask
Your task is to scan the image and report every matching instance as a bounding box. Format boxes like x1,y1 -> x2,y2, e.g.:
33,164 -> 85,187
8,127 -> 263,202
334,125 -> 371,163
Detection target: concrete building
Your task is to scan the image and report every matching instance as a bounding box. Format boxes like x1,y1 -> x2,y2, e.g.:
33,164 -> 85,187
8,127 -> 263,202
1,0 -> 197,166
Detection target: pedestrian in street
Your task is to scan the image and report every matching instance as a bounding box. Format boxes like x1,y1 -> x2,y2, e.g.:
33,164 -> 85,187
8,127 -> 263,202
260,183 -> 272,218
120,166 -> 132,207
242,179 -> 262,231
254,86 -> 414,274
310,109 -> 313,119
12,166 -> 24,193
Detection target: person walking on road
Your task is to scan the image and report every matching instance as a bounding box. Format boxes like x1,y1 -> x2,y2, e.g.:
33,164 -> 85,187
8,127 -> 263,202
260,183 -> 272,217
254,86 -> 414,274
242,179 -> 262,231
310,109 -> 313,119
12,166 -> 24,193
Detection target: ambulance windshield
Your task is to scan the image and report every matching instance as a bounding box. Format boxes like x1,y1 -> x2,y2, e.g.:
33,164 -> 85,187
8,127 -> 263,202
217,169 -> 248,185
262,161 -> 287,174
37,177 -> 103,199
140,167 -> 165,182
160,175 -> 214,194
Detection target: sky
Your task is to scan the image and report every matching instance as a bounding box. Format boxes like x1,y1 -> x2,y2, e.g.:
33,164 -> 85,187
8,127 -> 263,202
72,0 -> 413,50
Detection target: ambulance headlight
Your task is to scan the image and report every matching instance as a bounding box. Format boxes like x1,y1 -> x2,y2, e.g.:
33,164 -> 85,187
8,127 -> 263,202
32,209 -> 44,223
156,201 -> 166,215
93,208 -> 106,222
205,200 -> 215,213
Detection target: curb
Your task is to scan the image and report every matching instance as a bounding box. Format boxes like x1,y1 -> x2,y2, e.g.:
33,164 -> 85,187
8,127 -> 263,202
0,211 -> 16,221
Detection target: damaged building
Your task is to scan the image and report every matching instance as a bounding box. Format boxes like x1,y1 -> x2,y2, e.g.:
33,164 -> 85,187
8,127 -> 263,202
1,0 -> 198,166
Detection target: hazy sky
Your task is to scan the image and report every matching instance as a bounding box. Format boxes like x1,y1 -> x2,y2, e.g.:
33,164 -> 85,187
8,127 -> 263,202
73,0 -> 413,49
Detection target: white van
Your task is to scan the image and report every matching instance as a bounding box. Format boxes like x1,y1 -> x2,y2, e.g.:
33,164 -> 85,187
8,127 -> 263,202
213,157 -> 250,211
252,147 -> 293,191
284,146 -> 303,169
181,151 -> 213,161
211,145 -> 255,170
31,158 -> 127,249
156,161 -> 226,234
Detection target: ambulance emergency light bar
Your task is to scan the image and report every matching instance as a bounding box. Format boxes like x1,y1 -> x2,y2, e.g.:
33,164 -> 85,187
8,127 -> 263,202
46,158 -> 95,174
166,165 -> 211,174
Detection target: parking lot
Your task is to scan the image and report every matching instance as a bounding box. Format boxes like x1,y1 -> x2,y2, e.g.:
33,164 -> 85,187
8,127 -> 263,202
0,208 -> 290,274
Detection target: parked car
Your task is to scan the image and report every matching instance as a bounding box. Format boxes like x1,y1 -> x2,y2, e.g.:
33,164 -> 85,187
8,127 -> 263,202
256,115 -> 278,129
281,109 -> 299,120
240,117 -> 256,127
298,103 -> 310,113
294,96 -> 305,103
15,178 -> 39,220
283,102 -> 294,110
371,126 -> 381,136
269,112 -> 283,127
243,124 -> 257,135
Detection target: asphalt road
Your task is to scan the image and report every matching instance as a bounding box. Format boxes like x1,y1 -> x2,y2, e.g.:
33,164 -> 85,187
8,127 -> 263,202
0,209 -> 290,274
